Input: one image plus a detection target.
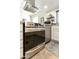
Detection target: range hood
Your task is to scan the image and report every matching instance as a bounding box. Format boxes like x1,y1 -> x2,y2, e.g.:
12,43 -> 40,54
24,0 -> 38,13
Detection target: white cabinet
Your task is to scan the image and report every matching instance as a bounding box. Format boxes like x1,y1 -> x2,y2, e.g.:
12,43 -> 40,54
20,23 -> 23,58
45,24 -> 51,43
51,25 -> 59,41
20,23 -> 23,48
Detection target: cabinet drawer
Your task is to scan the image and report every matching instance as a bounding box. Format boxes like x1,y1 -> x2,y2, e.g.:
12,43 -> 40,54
20,24 -> 23,32
20,33 -> 23,39
20,48 -> 23,58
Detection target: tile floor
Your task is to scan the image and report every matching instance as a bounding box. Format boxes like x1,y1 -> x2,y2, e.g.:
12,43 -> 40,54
31,40 -> 59,59
46,40 -> 59,56
31,48 -> 58,59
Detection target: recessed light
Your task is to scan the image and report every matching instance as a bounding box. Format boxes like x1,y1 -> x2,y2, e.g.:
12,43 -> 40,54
44,5 -> 48,9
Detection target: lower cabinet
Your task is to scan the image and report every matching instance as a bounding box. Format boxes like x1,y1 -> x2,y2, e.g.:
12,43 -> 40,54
20,23 -> 23,58
45,24 -> 51,43
51,25 -> 59,41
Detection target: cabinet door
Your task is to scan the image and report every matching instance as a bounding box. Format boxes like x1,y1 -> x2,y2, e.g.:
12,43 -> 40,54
45,25 -> 51,43
51,26 -> 54,40
51,25 -> 59,41
20,23 -> 23,32
20,23 -> 23,58
53,26 -> 59,41
20,48 -> 23,58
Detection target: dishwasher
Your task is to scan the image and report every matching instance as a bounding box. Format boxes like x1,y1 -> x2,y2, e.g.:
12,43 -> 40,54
44,21 -> 51,43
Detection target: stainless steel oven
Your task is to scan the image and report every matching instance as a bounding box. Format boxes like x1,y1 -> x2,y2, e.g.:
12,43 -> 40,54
22,21 -> 45,59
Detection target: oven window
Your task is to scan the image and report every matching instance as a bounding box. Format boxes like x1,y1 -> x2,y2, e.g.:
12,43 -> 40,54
25,31 -> 45,52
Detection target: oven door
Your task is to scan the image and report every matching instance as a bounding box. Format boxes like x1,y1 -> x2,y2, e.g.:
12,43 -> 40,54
24,30 -> 45,59
25,42 -> 45,59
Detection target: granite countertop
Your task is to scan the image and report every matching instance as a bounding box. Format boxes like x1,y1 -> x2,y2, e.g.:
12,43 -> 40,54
25,28 -> 45,32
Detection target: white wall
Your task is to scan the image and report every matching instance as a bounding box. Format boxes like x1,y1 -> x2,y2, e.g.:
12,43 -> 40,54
32,16 -> 38,23
20,0 -> 33,58
44,10 -> 56,23
20,0 -> 33,21
38,10 -> 56,24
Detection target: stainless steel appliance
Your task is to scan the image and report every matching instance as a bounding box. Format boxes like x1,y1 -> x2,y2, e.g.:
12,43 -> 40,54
44,21 -> 51,43
24,0 -> 38,13
22,21 -> 45,59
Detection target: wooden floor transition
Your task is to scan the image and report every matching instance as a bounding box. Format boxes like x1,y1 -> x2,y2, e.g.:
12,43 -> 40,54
31,48 -> 58,59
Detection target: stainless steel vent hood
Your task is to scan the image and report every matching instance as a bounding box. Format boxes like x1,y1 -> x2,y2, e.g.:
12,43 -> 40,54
24,0 -> 38,13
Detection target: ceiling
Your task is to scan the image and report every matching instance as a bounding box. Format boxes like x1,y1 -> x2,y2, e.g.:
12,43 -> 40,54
34,0 -> 59,16
23,0 -> 59,17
